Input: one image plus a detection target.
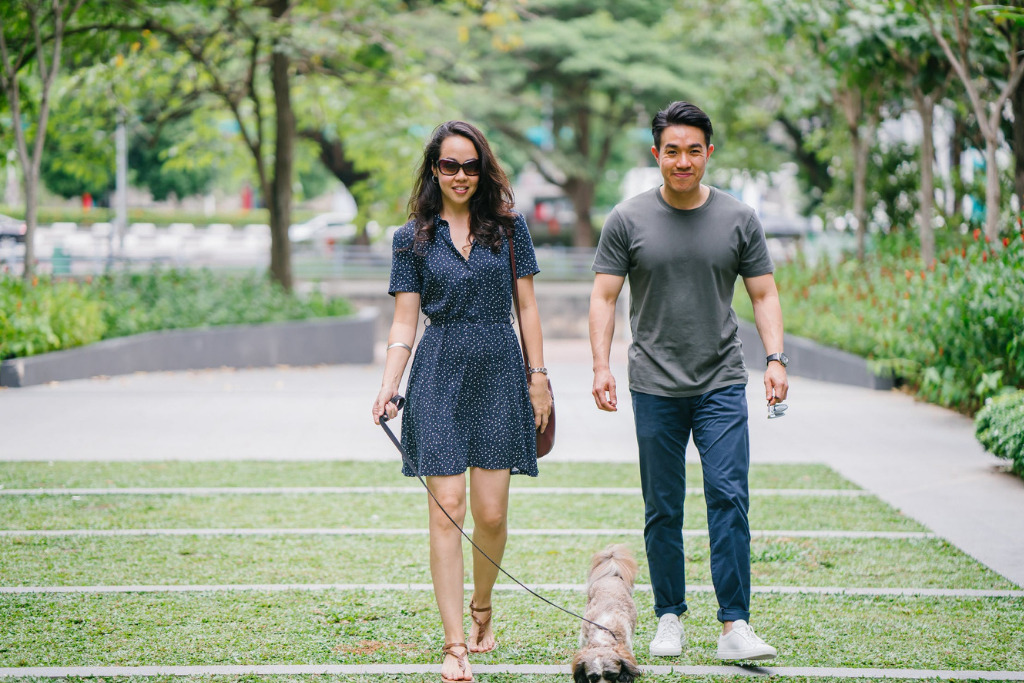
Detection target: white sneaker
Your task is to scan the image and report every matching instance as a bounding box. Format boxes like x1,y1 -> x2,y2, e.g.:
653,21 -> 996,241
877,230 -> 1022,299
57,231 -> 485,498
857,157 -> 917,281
716,619 -> 777,661
649,613 -> 684,657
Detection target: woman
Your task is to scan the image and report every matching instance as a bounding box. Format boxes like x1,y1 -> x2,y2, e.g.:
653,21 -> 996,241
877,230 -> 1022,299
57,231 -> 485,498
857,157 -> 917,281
372,120 -> 552,683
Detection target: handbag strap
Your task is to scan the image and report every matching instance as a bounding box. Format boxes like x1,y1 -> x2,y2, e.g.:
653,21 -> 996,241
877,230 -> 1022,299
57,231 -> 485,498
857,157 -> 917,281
507,232 -> 532,381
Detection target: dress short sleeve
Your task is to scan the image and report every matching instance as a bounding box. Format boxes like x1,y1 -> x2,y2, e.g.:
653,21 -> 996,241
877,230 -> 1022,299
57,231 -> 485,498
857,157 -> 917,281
389,221 -> 422,296
511,213 -> 540,278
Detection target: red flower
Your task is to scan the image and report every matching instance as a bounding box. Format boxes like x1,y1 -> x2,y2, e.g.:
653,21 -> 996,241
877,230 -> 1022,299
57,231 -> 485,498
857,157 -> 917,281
962,247 -> 967,258
920,270 -> 926,280
973,228 -> 981,241
1004,237 -> 1011,248
905,269 -> 913,282
982,251 -> 989,262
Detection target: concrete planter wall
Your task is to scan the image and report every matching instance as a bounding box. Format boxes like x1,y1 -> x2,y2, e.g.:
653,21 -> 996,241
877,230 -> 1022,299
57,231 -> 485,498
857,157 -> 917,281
736,319 -> 893,390
0,308 -> 378,388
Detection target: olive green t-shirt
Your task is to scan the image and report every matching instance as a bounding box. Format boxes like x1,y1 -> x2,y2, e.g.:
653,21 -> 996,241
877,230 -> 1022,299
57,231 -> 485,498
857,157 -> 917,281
593,186 -> 774,397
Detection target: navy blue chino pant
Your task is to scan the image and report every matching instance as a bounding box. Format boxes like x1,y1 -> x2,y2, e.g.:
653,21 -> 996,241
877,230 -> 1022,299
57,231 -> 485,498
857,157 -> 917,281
632,384 -> 751,623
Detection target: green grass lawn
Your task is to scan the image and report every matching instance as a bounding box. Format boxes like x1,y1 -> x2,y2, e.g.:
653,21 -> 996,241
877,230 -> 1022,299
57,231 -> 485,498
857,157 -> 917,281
0,535 -> 1011,590
0,461 -> 856,490
2,590 -> 1023,669
0,679 -> 1005,683
0,492 -> 920,532
0,460 -> 1019,678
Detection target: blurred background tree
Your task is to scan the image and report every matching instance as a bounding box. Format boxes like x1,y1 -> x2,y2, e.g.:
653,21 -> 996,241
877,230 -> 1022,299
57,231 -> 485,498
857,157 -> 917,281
5,0 -> 1024,271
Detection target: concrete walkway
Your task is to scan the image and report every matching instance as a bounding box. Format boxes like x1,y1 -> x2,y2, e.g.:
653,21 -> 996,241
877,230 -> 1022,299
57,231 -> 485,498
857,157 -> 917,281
1,338 -> 1022,587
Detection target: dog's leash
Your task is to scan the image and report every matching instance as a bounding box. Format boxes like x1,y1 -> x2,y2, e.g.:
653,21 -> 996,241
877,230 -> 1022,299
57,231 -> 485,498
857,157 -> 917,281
378,394 -> 616,640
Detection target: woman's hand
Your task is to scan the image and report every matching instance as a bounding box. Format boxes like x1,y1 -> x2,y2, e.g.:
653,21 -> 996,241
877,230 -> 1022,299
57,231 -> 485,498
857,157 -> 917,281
529,376 -> 552,433
372,386 -> 400,425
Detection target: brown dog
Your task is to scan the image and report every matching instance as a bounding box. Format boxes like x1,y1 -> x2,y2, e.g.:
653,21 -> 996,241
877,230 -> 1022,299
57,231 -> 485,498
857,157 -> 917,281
572,544 -> 642,683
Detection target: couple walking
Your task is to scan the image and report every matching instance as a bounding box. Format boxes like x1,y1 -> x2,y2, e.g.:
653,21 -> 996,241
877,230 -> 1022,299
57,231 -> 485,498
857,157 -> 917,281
371,101 -> 788,682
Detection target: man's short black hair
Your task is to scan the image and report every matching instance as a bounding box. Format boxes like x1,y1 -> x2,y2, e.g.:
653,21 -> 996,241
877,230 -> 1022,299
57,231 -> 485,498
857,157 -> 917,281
652,101 -> 713,150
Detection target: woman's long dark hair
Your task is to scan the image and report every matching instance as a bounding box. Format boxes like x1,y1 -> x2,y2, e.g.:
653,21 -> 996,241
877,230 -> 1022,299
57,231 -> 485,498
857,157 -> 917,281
408,120 -> 517,253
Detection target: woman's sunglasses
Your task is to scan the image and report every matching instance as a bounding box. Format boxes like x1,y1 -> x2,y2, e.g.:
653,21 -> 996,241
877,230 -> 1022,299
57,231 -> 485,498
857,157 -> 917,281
437,158 -> 481,176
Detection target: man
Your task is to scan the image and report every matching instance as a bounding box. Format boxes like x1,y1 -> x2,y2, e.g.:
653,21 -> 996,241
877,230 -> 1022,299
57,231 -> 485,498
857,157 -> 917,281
588,101 -> 787,661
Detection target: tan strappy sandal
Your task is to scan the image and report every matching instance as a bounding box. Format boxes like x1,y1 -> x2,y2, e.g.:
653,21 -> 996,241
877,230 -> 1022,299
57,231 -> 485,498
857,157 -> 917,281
440,642 -> 473,683
468,599 -> 495,653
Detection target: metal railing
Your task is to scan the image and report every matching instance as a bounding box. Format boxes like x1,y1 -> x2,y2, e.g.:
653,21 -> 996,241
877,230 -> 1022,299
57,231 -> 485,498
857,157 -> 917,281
2,243 -> 600,281
295,245 -> 598,281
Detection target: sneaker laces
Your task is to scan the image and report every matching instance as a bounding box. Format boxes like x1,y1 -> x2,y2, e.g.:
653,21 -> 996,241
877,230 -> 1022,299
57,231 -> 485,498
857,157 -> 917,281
731,621 -> 764,645
652,615 -> 682,644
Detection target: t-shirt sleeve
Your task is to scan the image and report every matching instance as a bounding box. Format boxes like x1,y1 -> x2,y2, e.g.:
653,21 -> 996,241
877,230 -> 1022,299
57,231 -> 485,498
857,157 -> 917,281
388,222 -> 422,296
592,207 -> 630,276
738,212 -> 774,278
511,213 -> 540,278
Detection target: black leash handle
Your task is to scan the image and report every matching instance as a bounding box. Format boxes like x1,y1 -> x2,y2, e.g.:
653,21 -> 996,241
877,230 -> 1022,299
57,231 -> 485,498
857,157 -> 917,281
378,395 -> 615,641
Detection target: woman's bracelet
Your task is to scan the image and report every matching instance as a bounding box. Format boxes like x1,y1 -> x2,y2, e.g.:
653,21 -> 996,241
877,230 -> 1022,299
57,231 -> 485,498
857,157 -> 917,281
387,342 -> 412,352
529,366 -> 548,375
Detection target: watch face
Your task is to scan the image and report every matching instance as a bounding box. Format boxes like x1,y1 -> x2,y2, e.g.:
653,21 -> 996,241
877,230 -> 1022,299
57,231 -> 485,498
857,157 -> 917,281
780,353 -> 789,367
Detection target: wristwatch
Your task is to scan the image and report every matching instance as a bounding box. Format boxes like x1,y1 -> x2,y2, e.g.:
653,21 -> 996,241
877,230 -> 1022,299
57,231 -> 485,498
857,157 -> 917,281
766,352 -> 789,368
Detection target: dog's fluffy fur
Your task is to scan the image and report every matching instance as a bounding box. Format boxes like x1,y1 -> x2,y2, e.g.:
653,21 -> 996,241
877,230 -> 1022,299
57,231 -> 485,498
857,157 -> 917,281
572,544 -> 642,683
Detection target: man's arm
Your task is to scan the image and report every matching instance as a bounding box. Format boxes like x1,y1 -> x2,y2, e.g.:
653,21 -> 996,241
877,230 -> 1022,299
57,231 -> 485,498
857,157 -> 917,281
589,273 -> 626,411
743,273 -> 789,405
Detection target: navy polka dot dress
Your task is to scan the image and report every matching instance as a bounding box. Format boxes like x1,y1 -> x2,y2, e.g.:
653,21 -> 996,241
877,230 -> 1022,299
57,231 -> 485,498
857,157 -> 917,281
389,212 -> 540,478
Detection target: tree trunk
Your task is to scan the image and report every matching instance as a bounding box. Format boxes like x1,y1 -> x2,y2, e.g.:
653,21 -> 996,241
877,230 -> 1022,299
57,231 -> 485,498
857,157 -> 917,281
776,115 -> 833,205
983,137 -> 1000,242
564,177 -> 595,248
268,1 -> 294,291
915,92 -> 936,265
852,127 -> 869,262
302,129 -> 370,188
1013,75 -> 1024,208
1,1 -> 78,279
950,113 -> 966,217
23,175 -> 37,276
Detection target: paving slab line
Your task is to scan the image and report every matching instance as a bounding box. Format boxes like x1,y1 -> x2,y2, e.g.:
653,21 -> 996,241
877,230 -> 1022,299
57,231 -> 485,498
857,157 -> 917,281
0,486 -> 867,497
1,664 -> 1022,679
0,528 -> 935,539
3,583 -> 1020,598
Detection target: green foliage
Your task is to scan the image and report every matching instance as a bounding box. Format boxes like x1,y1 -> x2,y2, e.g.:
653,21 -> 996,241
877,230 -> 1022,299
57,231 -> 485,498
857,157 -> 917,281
975,390 -> 1024,477
0,269 -> 353,361
128,118 -> 220,202
40,108 -> 116,201
0,204 -> 321,228
0,275 -> 106,360
755,225 -> 1024,414
95,269 -> 353,340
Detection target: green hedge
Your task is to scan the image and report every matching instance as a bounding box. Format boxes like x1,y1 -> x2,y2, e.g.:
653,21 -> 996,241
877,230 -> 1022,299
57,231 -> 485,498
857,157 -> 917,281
737,226 -> 1024,414
0,205 -> 320,228
975,391 -> 1024,477
0,276 -> 105,359
0,269 -> 353,361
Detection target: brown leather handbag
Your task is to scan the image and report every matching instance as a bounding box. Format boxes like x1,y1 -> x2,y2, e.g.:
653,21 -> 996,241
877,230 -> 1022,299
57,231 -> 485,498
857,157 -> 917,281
509,234 -> 555,457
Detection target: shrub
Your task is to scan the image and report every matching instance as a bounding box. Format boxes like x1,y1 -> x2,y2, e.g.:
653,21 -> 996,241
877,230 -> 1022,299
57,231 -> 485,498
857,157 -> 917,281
746,223 -> 1024,414
0,204 -> 319,229
0,269 -> 354,361
975,391 -> 1024,477
0,276 -> 106,360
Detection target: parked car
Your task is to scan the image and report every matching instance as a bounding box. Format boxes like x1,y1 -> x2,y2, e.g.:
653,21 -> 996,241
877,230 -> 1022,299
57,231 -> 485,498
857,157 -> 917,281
0,213 -> 27,244
289,211 -> 358,251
